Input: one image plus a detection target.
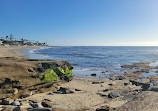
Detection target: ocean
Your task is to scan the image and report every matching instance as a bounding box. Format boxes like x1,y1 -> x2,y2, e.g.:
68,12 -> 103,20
23,46 -> 158,78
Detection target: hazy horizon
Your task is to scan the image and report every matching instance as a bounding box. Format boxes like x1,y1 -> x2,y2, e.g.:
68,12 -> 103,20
0,0 -> 158,46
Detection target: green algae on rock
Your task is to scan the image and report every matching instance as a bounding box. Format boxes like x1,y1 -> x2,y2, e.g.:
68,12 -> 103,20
40,67 -> 74,82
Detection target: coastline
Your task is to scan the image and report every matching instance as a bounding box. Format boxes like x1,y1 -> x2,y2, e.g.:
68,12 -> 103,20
0,46 -> 40,59
0,46 -> 158,111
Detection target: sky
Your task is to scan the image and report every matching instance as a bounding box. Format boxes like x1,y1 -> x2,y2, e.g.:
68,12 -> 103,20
0,0 -> 158,46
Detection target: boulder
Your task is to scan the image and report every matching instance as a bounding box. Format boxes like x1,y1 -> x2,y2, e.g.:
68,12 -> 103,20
12,100 -> 20,106
12,88 -> 18,95
2,98 -> 14,105
129,79 -> 139,86
91,74 -> 97,76
108,92 -> 120,99
30,103 -> 44,108
2,105 -> 20,111
149,86 -> 158,92
54,87 -> 74,94
41,101 -> 53,108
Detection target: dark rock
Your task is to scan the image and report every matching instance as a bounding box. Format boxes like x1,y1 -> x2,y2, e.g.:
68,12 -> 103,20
129,79 -> 139,86
55,87 -> 74,94
103,89 -> 109,92
96,105 -> 112,111
75,89 -> 81,91
41,101 -> 53,108
30,103 -> 44,108
92,81 -> 104,84
2,98 -> 14,105
108,92 -> 120,99
108,83 -> 113,86
149,86 -> 158,92
91,73 -> 97,76
124,83 -> 128,86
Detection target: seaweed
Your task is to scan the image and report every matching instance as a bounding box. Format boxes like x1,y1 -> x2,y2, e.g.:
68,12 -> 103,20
40,67 -> 74,82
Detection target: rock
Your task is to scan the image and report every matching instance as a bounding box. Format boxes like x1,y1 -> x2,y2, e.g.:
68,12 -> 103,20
91,73 -> 97,76
2,98 -> 14,105
108,92 -> 120,99
20,92 -> 33,98
2,105 -> 20,111
20,101 -> 29,105
54,87 -> 74,94
42,99 -> 52,102
30,103 -> 44,108
19,105 -> 32,110
149,86 -> 158,92
27,108 -> 52,111
12,100 -> 20,106
92,81 -> 104,84
12,88 -> 18,95
96,105 -> 112,111
124,83 -> 128,86
129,79 -> 139,86
41,101 -> 53,108
51,105 -> 68,110
141,79 -> 150,84
75,88 -> 81,91
109,75 -> 125,80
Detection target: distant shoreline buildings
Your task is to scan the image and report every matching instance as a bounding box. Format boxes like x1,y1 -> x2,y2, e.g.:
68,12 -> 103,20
0,34 -> 48,46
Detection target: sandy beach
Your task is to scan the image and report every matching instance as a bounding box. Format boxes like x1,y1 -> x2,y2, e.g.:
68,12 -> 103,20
0,46 -> 158,111
0,46 -> 38,58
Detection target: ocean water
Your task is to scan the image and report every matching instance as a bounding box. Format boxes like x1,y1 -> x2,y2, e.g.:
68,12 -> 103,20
24,46 -> 158,78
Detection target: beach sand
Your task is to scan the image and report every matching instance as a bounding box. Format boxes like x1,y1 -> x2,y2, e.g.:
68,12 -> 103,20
0,46 -> 38,58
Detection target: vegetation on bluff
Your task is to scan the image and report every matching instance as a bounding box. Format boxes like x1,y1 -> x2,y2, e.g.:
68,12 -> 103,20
40,67 -> 74,82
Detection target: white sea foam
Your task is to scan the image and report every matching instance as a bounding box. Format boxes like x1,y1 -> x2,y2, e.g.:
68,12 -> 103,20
28,47 -> 52,59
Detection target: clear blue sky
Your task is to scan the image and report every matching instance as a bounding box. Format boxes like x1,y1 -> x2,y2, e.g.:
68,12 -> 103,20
0,0 -> 158,46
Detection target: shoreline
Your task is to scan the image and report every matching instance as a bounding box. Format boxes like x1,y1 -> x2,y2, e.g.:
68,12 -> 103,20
0,46 -> 158,111
0,46 -> 40,59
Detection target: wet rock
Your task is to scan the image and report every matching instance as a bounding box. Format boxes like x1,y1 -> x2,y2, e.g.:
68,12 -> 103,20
108,92 -> 120,99
2,98 -> 14,105
91,73 -> 97,76
30,103 -> 44,108
41,101 -> 53,108
12,100 -> 20,106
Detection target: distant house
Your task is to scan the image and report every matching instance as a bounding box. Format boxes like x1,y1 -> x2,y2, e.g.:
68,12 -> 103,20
0,40 -> 3,45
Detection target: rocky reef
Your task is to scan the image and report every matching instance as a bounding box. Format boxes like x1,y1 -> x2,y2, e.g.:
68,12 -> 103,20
0,57 -> 74,100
